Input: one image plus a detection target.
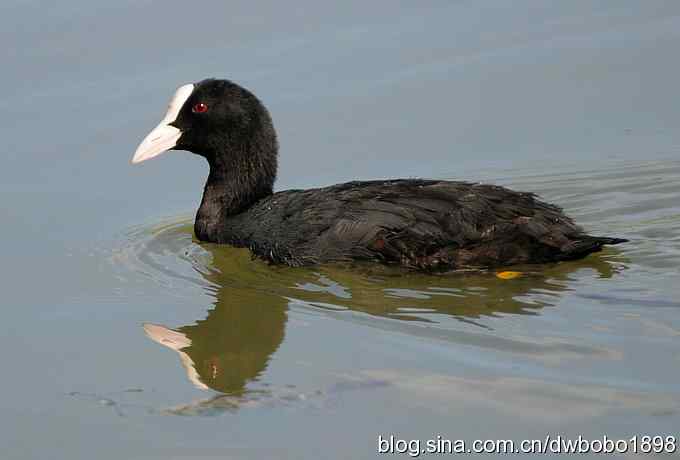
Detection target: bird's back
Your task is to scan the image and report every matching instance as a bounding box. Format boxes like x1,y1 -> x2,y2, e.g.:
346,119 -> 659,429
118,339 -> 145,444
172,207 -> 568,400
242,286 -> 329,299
216,179 -> 621,269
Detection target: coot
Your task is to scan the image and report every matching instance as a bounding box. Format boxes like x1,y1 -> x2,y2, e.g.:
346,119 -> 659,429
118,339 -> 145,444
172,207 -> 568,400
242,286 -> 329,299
132,79 -> 626,269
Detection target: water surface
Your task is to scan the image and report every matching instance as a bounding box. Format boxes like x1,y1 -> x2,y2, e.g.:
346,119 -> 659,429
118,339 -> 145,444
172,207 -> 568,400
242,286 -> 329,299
1,2 -> 680,459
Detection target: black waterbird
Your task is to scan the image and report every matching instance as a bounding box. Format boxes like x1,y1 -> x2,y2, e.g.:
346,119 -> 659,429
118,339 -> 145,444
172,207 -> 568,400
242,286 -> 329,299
132,79 -> 626,270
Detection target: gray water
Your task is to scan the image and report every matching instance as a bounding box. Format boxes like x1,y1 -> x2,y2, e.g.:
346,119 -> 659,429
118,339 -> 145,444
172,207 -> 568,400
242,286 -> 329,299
2,2 -> 680,459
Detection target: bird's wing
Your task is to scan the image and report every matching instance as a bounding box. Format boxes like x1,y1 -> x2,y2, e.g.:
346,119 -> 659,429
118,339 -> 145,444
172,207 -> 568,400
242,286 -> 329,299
320,180 -> 583,265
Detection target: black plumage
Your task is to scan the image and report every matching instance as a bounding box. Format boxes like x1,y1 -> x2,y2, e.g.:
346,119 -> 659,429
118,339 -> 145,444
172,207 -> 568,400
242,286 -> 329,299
133,78 -> 627,270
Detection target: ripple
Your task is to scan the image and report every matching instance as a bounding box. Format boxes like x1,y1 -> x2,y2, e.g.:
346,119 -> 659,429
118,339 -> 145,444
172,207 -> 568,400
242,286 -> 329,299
107,216 -> 217,294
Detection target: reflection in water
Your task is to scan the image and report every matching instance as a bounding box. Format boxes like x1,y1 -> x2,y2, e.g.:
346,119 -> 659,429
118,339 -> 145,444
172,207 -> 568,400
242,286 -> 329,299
145,285 -> 287,396
138,222 -> 627,413
287,254 -> 624,323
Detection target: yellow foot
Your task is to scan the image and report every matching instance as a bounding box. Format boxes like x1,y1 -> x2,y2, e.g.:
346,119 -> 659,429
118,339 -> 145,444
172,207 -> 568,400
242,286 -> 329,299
496,271 -> 522,280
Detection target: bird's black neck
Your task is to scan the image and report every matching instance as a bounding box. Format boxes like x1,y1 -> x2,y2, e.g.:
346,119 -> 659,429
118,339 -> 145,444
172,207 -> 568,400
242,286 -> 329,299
194,140 -> 277,242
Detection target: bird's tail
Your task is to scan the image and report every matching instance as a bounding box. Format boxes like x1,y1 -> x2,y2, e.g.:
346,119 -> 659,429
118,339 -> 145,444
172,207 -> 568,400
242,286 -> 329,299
586,236 -> 628,246
560,235 -> 628,259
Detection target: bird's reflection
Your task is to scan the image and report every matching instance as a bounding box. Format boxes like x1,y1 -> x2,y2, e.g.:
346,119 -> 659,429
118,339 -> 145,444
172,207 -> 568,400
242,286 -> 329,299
144,238 -> 626,410
145,285 -> 286,396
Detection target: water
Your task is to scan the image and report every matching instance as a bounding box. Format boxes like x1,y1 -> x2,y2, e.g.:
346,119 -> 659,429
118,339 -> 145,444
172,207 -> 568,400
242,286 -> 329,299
1,2 -> 679,459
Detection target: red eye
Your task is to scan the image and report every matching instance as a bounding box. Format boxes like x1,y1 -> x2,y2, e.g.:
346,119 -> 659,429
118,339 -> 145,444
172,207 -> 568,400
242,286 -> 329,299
192,102 -> 208,113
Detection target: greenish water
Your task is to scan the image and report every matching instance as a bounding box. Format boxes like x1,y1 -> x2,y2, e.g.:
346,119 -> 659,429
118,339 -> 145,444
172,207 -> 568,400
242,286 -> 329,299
2,2 -> 680,459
